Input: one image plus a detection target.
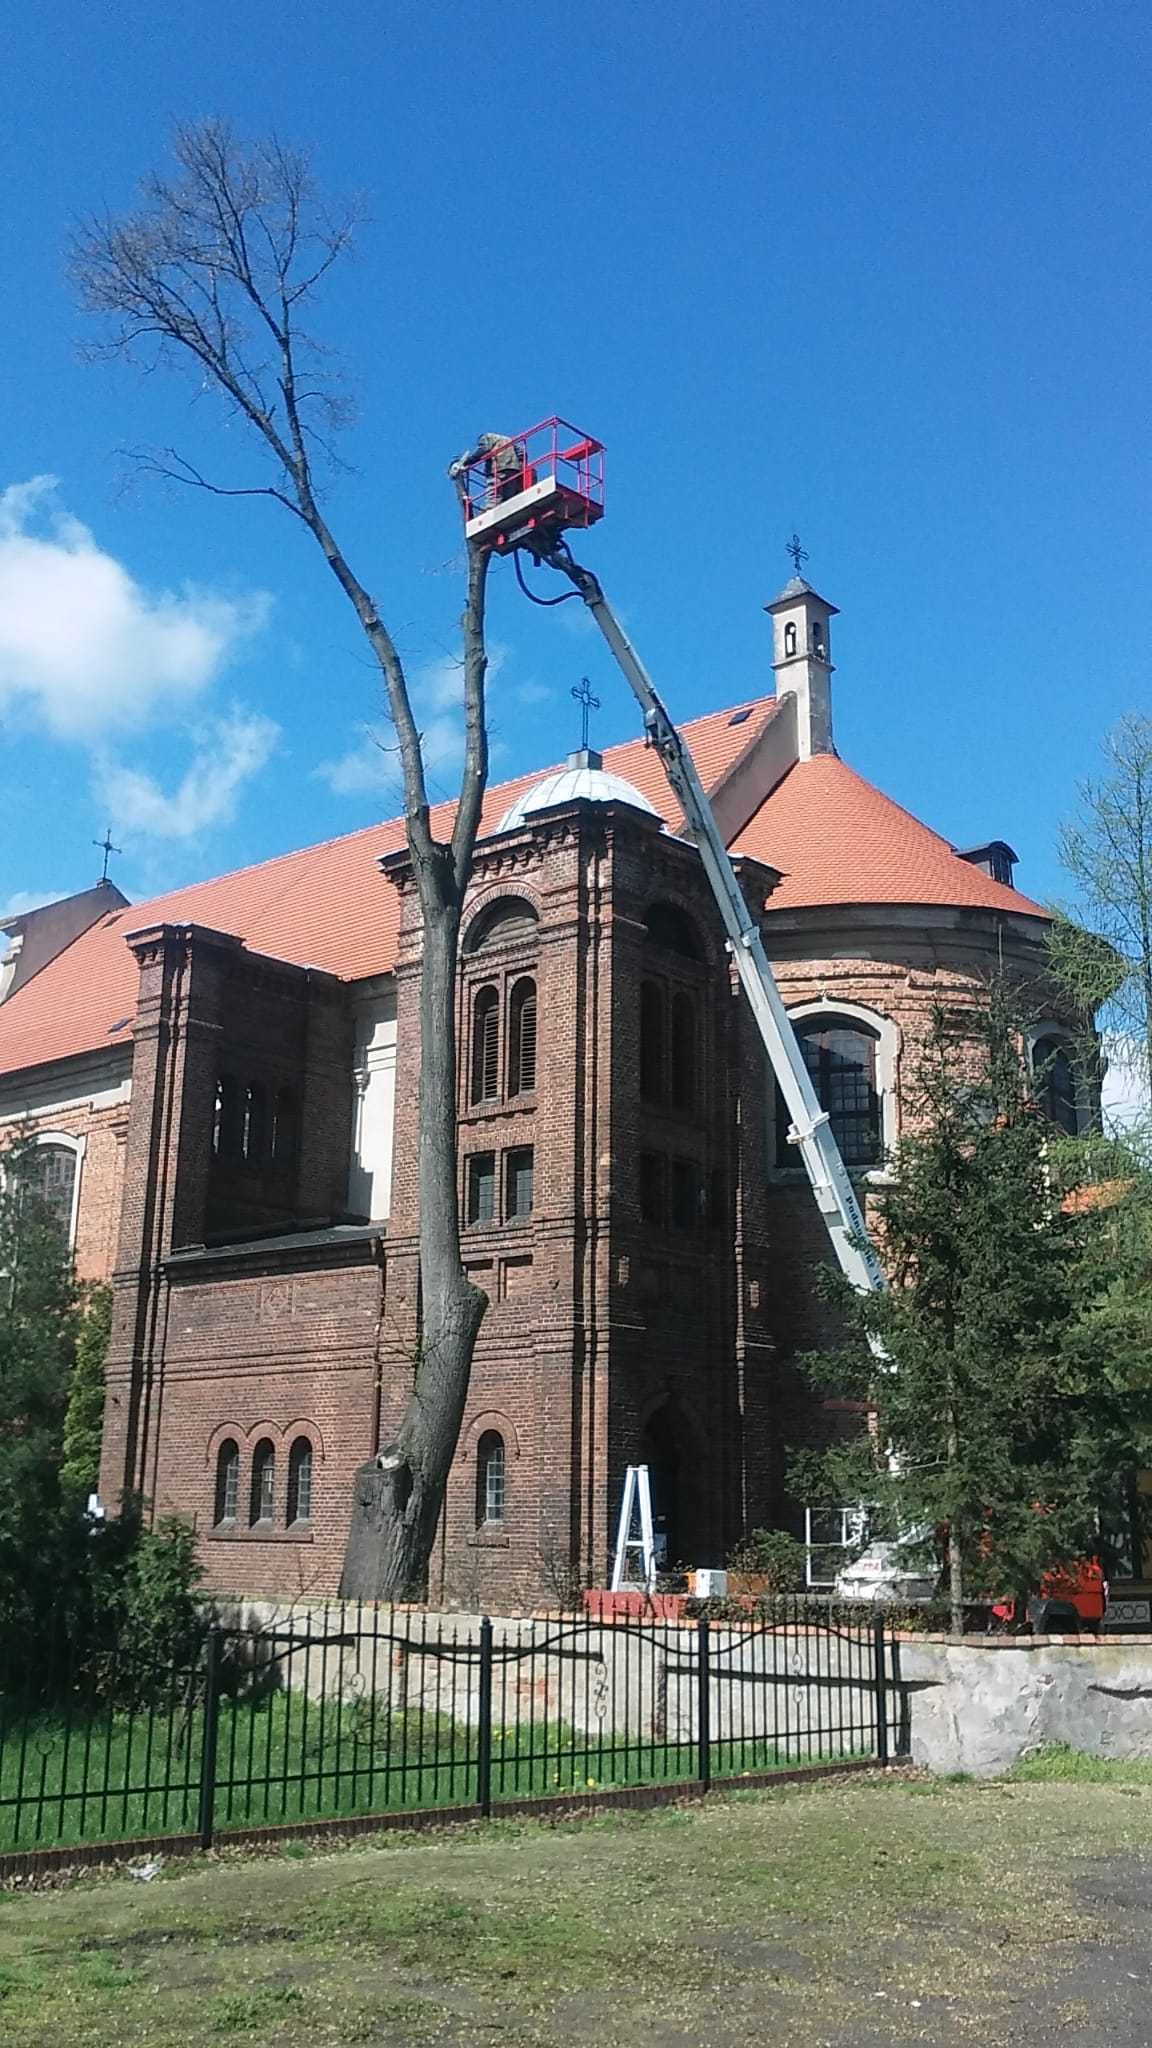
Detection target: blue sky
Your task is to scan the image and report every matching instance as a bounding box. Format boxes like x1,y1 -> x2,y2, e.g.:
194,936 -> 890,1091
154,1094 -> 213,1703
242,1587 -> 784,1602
2,1 -> 1149,918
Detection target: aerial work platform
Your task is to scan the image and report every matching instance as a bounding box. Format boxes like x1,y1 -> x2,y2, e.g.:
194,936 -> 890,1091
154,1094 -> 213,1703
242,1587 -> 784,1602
457,417 -> 604,556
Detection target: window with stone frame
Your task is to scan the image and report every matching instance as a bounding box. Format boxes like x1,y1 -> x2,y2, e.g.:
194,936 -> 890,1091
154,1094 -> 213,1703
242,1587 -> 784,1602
476,1431 -> 506,1526
29,1142 -> 78,1241
777,1018 -> 883,1169
1033,1034 -> 1081,1136
249,1439 -> 276,1525
214,1439 -> 240,1525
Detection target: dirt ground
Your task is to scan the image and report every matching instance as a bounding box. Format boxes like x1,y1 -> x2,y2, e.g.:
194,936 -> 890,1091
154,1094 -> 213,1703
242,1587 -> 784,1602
1,1770 -> 1151,2046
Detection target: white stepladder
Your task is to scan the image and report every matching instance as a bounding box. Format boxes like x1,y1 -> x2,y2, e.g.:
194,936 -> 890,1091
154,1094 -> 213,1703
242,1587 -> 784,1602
611,1465 -> 657,1592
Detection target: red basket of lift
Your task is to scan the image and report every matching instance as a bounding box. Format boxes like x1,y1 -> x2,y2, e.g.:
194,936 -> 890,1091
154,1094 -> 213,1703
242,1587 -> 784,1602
458,417 -> 604,554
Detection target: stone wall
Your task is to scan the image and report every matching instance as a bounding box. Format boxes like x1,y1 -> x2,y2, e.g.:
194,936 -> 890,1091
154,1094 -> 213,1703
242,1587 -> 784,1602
897,1634 -> 1152,1776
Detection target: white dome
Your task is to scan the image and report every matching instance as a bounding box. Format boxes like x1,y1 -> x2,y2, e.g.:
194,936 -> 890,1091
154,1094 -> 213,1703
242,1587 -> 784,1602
499,762 -> 660,833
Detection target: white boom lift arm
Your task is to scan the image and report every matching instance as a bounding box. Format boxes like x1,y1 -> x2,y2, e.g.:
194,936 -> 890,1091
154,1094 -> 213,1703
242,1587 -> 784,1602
532,534 -> 886,1301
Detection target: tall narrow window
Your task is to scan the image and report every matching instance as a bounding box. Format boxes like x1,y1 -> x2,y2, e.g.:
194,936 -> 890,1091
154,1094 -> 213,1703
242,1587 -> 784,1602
640,981 -> 665,1104
467,1152 -> 497,1225
669,1157 -> 697,1231
507,977 -> 537,1095
31,1144 -> 77,1240
1033,1036 -> 1079,1136
784,621 -> 797,657
250,1440 -> 275,1525
286,1437 -> 314,1525
241,1082 -> 267,1165
505,1146 -> 535,1219
213,1075 -> 241,1160
214,1440 -> 240,1525
779,1020 -> 882,1168
471,985 -> 500,1103
476,1432 -> 506,1526
670,992 -> 696,1111
271,1086 -> 298,1169
639,1151 -> 665,1226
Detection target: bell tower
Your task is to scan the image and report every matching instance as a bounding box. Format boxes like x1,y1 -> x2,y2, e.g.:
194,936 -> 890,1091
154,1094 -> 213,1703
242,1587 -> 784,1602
765,564 -> 839,761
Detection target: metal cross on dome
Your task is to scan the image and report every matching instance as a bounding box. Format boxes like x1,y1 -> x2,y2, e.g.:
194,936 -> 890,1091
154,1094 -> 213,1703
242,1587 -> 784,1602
786,533 -> 809,576
571,676 -> 601,750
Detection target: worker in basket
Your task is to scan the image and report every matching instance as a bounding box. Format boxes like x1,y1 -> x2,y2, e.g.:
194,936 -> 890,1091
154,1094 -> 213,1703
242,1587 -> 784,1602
449,432 -> 529,508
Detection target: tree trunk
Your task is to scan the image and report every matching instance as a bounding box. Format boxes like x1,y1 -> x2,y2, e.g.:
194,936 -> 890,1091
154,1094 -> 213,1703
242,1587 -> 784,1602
341,885 -> 488,1600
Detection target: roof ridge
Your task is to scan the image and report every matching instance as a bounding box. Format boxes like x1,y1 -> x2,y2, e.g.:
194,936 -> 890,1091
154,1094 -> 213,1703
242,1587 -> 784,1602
108,696 -> 774,927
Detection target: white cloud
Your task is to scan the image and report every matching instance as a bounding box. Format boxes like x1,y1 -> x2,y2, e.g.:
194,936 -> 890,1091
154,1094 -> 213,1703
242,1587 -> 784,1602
0,477 -> 268,742
514,680 -> 553,707
1101,1033 -> 1151,1132
95,709 -> 280,842
0,887 -> 64,922
316,644 -> 511,801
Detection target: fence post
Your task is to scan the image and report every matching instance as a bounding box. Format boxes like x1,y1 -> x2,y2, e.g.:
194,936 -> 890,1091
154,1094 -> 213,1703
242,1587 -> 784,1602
198,1627 -> 223,1850
696,1617 -> 711,1789
476,1615 -> 494,1818
872,1613 -> 889,1767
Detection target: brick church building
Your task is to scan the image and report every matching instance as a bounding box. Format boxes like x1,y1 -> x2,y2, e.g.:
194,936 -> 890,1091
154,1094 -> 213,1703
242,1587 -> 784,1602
0,575 -> 1078,1605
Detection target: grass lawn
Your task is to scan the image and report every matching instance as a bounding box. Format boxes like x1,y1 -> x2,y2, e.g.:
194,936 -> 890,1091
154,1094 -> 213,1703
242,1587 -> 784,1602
2,1757 -> 1152,2045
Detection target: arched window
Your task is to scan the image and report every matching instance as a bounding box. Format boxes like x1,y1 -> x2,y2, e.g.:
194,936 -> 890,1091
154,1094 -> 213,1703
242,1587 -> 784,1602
507,977 -> 538,1095
670,992 -> 696,1111
213,1074 -> 241,1161
640,981 -> 666,1103
465,897 -> 538,954
1033,1035 -> 1080,1136
784,621 -> 797,658
214,1440 -> 240,1525
250,1439 -> 275,1525
271,1087 -> 298,1169
812,620 -> 826,658
476,1431 -> 506,1526
286,1437 -> 314,1525
471,985 -> 500,1102
241,1082 -> 267,1165
779,1018 -> 882,1168
644,902 -> 702,960
30,1142 -> 78,1240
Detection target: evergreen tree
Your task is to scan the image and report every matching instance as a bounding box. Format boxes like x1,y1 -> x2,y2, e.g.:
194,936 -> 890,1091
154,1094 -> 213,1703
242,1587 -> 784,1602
60,1284 -> 112,1503
795,995 -> 1152,1634
0,1131 -> 81,1639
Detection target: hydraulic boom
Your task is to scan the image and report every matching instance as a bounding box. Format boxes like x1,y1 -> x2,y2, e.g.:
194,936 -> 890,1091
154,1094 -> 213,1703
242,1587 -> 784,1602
535,535 -> 886,1300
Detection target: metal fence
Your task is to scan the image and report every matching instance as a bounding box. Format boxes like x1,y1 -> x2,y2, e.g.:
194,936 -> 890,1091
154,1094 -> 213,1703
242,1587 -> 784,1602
0,1601 -> 906,1859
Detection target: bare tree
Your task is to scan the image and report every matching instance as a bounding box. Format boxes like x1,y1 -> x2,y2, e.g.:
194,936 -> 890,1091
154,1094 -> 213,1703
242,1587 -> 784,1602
1050,713 -> 1152,1142
72,120 -> 490,1597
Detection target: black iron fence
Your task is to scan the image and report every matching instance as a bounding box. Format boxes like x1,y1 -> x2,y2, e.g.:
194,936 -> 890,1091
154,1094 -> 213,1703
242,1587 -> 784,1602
0,1601 -> 906,1860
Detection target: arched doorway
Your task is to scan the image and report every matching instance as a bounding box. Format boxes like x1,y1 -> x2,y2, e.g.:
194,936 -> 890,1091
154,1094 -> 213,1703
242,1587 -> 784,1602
640,1401 -> 703,1570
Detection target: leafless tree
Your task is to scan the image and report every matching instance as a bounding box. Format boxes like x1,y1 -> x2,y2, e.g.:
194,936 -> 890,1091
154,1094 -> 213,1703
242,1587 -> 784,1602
72,120 -> 490,1597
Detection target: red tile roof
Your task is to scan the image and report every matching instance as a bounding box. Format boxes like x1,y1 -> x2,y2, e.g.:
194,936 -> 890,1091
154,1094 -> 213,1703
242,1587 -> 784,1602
0,699 -> 1046,1083
733,752 -> 1047,919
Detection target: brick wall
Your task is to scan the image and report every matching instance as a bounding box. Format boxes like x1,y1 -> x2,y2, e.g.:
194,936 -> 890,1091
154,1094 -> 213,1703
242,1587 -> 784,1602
100,835 -> 1066,1605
